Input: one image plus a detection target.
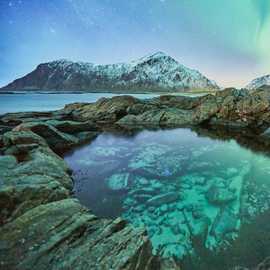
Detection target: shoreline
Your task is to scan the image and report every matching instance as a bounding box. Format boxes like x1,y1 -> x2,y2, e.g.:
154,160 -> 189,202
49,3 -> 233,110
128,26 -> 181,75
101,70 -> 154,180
1,87 -> 270,269
0,89 -> 216,95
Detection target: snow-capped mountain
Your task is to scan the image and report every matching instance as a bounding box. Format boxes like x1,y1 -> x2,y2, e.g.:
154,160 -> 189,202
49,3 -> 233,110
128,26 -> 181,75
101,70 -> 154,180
246,74 -> 270,90
1,52 -> 219,92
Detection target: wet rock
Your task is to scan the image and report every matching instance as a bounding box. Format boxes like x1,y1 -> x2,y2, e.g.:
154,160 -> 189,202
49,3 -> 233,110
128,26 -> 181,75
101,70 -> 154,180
13,122 -> 79,151
45,119 -> 99,133
191,217 -> 210,242
0,155 -> 17,171
65,95 -> 139,123
0,137 -> 72,225
129,187 -> 158,196
206,184 -> 237,205
2,130 -> 47,148
211,207 -> 239,237
106,173 -> 129,191
129,144 -> 185,178
0,128 -> 158,269
133,194 -> 152,203
0,199 -> 157,270
147,192 -> 179,207
133,194 -> 153,203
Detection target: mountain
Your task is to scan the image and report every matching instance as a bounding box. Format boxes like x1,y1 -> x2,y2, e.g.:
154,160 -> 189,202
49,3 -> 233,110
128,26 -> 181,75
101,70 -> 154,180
246,74 -> 270,90
1,52 -> 219,92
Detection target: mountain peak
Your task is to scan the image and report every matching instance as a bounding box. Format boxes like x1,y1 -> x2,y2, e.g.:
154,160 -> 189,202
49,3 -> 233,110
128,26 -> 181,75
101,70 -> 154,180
148,51 -> 169,58
132,51 -> 178,66
1,52 -> 219,91
246,74 -> 270,90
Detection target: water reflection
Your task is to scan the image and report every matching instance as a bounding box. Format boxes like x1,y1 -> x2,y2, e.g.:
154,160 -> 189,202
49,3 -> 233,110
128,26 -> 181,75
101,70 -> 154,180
64,127 -> 270,269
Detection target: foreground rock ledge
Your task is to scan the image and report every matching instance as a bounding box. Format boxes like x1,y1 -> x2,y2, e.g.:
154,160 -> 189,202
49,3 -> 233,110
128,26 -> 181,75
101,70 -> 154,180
1,87 -> 270,269
0,130 -> 159,270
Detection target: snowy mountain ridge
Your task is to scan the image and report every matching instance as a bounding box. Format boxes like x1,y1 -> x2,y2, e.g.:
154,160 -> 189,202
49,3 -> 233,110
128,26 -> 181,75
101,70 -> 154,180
246,74 -> 270,90
1,52 -> 219,92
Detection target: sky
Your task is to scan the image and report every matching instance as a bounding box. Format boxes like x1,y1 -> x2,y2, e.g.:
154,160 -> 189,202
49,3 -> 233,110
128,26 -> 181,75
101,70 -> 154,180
0,0 -> 270,88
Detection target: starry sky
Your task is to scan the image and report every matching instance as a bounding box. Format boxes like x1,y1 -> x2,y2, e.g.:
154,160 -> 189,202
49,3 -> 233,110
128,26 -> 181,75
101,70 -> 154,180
1,0 -> 270,88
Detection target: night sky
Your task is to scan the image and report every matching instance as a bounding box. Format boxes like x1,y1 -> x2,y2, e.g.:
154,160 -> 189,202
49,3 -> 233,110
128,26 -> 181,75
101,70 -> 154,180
1,0 -> 270,88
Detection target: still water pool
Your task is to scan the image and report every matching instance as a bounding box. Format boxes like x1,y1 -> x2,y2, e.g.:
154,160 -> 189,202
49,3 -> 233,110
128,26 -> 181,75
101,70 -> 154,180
64,128 -> 270,269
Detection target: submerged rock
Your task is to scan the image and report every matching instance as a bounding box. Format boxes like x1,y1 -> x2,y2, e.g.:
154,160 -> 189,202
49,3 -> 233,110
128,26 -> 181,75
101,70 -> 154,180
146,192 -> 179,207
106,173 -> 129,191
129,144 -> 185,178
211,207 -> 239,237
206,184 -> 237,205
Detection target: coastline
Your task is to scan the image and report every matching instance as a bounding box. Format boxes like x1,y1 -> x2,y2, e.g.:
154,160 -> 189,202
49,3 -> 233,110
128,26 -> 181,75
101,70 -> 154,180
1,88 -> 270,269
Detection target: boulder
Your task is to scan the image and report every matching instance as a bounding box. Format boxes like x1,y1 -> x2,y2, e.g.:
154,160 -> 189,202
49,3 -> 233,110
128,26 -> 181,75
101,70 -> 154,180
210,207 -> 239,237
0,199 -> 157,270
206,184 -> 236,205
106,173 -> 129,191
45,119 -> 99,133
65,95 -> 139,123
13,122 -> 79,151
146,192 -> 179,207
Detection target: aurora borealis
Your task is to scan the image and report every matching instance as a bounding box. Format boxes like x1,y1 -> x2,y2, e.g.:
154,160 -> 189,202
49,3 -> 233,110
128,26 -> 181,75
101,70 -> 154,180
0,0 -> 270,88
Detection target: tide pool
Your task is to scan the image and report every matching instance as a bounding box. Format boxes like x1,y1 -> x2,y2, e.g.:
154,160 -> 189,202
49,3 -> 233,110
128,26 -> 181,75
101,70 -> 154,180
64,128 -> 270,269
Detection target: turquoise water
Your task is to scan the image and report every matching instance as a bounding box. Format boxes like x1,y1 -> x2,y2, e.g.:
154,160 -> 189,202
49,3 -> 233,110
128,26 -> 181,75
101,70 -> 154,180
64,128 -> 270,268
0,92 -> 159,114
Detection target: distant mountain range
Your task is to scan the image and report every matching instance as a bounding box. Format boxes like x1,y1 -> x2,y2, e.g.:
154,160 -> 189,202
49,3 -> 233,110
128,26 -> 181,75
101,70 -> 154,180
1,52 -> 220,92
246,74 -> 270,90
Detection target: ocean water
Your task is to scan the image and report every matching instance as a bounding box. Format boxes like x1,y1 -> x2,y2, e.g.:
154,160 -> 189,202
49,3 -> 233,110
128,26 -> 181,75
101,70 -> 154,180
0,92 -> 160,115
0,92 -> 204,115
64,128 -> 270,269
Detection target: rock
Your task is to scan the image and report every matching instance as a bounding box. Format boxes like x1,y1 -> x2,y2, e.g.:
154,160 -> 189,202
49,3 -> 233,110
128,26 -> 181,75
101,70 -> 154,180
106,173 -> 129,191
206,184 -> 237,205
118,108 -> 194,127
75,131 -> 99,144
66,95 -> 139,123
45,119 -> 99,133
260,127 -> 270,139
129,144 -> 185,178
146,192 -> 179,207
2,130 -> 47,148
191,217 -> 210,243
0,155 -> 17,171
255,256 -> 270,270
211,207 -> 239,237
0,199 -> 157,270
13,122 -> 79,151
0,128 -> 159,269
0,134 -> 72,224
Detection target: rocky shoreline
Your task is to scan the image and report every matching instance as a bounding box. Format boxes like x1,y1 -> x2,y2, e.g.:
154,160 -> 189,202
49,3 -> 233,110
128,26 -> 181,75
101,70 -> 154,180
1,87 -> 270,269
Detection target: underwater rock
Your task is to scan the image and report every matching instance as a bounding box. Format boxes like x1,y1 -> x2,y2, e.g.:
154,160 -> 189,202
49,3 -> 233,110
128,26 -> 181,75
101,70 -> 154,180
206,184 -> 237,205
191,216 -> 210,243
181,174 -> 207,186
92,146 -> 129,159
211,207 -> 239,238
129,144 -> 185,178
129,187 -> 158,196
146,192 -> 179,207
106,173 -> 129,191
133,194 -> 153,204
